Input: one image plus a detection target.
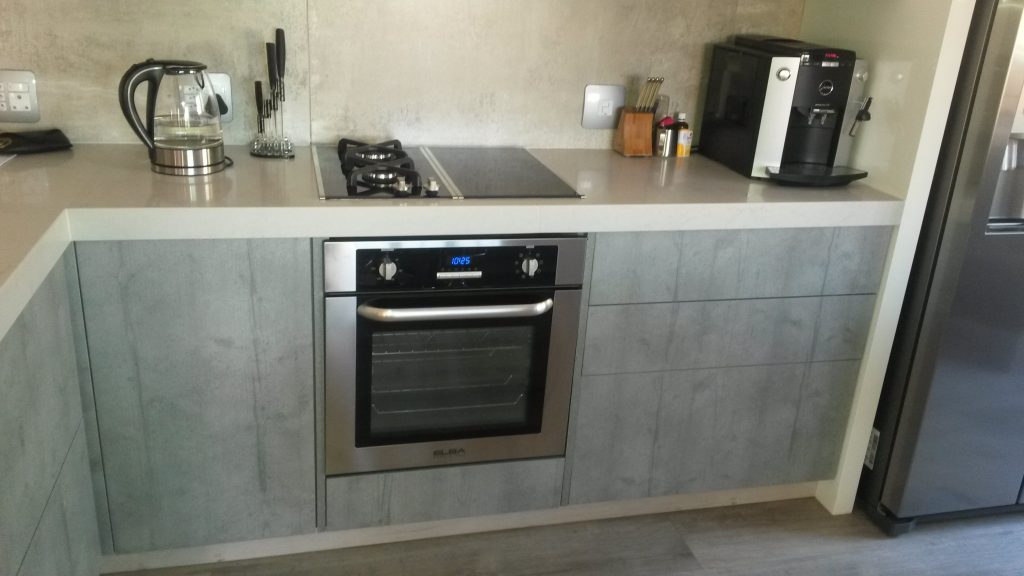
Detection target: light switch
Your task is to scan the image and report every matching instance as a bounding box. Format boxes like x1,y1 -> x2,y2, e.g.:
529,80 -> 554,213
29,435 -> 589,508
582,84 -> 625,129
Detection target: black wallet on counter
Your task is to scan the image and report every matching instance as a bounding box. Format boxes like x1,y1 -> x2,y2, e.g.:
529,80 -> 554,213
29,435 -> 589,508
0,129 -> 72,154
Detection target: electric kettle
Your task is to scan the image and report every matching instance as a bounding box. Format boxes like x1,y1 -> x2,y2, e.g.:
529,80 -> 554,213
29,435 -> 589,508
118,59 -> 228,176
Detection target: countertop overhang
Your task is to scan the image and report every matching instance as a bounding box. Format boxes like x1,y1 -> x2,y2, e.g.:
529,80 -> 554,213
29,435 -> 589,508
0,144 -> 903,341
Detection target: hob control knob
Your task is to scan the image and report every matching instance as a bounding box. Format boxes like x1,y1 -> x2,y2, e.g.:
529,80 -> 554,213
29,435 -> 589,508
521,257 -> 540,278
425,178 -> 440,198
378,257 -> 398,281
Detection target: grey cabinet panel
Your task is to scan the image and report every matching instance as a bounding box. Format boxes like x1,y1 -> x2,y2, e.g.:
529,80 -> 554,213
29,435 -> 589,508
591,232 -> 681,305
77,239 -> 315,553
569,362 -> 858,504
590,229 -> 834,305
788,361 -> 860,481
0,257 -> 82,576
649,364 -> 806,496
18,429 -> 99,576
568,373 -> 661,504
326,459 -> 564,530
813,295 -> 876,361
823,226 -> 892,295
583,298 -> 820,375
675,229 -> 833,301
64,247 -> 114,554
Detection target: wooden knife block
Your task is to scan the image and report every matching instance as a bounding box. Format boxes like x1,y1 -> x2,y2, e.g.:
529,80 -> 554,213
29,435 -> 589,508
613,109 -> 654,157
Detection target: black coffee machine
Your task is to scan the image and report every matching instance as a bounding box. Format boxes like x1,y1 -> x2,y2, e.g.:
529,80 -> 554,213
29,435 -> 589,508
700,35 -> 869,186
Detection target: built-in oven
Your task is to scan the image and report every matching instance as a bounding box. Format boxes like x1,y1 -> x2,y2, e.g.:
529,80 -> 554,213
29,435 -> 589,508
324,235 -> 586,475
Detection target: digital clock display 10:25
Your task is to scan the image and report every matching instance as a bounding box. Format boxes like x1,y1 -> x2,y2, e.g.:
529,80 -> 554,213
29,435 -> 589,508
450,255 -> 472,266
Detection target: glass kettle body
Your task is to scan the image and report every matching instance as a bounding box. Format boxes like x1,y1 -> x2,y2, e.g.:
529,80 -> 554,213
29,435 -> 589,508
118,59 -> 227,176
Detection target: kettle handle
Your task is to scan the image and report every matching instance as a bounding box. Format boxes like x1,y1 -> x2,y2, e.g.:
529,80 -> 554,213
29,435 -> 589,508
118,60 -> 165,151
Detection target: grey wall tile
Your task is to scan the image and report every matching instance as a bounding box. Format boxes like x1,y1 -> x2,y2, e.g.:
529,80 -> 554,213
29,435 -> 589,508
18,428 -> 100,576
583,298 -> 819,375
568,373 -> 661,504
590,232 -> 681,305
0,256 -> 82,576
824,227 -> 893,295
326,459 -> 564,530
813,295 -> 876,362
77,239 -> 316,553
787,361 -> 860,482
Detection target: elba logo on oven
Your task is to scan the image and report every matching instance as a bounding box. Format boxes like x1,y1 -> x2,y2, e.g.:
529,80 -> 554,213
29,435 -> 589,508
433,448 -> 467,458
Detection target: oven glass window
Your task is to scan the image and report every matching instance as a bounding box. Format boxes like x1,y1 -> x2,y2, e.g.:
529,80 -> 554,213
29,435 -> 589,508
356,294 -> 551,446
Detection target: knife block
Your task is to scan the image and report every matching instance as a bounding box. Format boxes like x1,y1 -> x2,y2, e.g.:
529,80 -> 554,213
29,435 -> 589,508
613,109 -> 654,157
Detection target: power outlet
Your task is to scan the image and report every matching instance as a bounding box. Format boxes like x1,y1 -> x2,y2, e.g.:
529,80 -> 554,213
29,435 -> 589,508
208,73 -> 233,123
0,70 -> 40,123
581,84 -> 625,129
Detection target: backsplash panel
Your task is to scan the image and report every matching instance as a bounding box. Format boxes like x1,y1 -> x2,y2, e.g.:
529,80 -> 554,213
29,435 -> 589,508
0,0 -> 802,148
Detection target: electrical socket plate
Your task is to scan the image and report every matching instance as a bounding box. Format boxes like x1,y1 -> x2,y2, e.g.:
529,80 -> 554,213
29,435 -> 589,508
208,72 -> 233,123
581,84 -> 625,129
0,70 -> 40,123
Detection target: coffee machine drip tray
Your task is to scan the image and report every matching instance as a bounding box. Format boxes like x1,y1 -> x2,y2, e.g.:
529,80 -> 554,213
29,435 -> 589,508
766,163 -> 868,187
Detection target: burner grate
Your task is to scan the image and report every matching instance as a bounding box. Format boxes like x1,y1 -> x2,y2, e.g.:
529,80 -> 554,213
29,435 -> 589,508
337,138 -> 439,198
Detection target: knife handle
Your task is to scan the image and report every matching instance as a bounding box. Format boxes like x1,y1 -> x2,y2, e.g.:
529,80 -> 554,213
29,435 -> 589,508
255,81 -> 265,133
276,29 -> 286,78
266,43 -> 279,95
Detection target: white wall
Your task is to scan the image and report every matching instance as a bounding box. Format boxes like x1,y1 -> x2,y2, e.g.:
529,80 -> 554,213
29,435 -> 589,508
800,0 -> 976,514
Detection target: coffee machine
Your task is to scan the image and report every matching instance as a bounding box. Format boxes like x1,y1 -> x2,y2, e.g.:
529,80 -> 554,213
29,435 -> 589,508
699,35 -> 869,186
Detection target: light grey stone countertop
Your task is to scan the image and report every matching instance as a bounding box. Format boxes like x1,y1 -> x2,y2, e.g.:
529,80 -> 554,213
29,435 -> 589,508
0,144 -> 902,340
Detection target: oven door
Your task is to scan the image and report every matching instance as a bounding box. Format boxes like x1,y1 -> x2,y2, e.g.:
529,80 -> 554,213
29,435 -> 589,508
325,289 -> 580,475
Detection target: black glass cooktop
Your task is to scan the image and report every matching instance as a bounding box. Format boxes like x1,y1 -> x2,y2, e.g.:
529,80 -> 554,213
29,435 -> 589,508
316,143 -> 580,200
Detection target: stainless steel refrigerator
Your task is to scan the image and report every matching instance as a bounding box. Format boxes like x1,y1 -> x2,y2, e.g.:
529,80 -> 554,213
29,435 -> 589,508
859,0 -> 1024,534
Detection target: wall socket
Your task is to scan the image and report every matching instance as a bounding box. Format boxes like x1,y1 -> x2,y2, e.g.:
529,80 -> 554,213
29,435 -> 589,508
581,84 -> 625,129
0,70 -> 40,123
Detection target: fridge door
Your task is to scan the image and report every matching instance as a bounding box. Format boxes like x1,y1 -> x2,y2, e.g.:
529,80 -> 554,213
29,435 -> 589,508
880,0 -> 1024,518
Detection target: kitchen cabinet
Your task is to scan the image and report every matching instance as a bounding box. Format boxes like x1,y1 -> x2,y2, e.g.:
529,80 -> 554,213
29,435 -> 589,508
0,250 -> 98,576
325,459 -> 564,530
567,228 -> 889,504
76,239 -> 316,553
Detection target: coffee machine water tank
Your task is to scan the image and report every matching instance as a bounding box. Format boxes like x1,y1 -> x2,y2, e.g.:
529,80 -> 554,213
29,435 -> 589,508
699,35 -> 869,186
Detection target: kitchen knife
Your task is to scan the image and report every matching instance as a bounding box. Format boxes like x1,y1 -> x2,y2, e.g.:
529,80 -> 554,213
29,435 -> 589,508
255,81 -> 265,133
275,28 -> 286,101
637,78 -> 653,111
266,42 -> 279,108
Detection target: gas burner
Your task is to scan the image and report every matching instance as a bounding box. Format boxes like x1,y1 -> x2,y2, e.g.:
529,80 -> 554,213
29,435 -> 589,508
337,138 -> 439,198
362,168 -> 399,187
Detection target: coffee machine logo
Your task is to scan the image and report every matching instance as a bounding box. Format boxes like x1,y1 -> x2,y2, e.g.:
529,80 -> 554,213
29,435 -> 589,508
819,80 -> 835,96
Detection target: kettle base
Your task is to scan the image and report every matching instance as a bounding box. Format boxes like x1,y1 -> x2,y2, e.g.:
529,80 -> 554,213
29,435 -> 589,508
151,142 -> 227,176
152,160 -> 228,176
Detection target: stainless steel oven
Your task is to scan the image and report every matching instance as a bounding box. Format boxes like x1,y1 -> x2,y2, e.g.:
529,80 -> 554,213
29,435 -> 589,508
324,235 -> 586,475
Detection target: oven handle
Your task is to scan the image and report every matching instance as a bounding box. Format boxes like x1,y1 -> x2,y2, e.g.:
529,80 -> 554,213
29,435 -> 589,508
356,298 -> 554,322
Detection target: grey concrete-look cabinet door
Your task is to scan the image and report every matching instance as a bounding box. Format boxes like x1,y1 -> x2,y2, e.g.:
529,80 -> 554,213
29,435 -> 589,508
325,459 -> 564,530
0,255 -> 84,576
77,240 -> 316,553
567,373 -> 661,504
18,428 -> 100,576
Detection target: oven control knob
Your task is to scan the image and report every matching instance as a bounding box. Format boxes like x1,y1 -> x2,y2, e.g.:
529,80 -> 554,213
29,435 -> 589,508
378,257 -> 398,281
521,257 -> 540,278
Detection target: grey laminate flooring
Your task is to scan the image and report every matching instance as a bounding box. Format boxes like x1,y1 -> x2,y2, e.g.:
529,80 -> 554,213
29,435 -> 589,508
117,499 -> 1024,576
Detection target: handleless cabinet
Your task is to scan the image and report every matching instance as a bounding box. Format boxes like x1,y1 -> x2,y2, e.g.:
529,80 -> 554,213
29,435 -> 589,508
567,227 -> 890,504
76,239 -> 316,553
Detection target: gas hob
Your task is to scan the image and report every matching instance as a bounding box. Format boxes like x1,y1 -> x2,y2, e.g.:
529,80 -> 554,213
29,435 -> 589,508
314,139 -> 581,200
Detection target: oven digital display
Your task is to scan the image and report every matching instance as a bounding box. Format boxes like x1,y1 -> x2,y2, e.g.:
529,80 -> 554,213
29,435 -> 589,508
450,256 -> 472,266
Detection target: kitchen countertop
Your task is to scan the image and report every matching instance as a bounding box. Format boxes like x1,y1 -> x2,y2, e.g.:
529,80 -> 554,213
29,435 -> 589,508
0,144 -> 903,340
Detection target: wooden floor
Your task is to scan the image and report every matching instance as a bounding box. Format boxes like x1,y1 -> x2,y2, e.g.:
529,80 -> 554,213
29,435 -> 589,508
117,499 -> 1024,576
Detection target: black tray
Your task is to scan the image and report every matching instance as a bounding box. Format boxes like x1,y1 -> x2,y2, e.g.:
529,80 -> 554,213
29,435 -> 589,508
766,163 -> 868,187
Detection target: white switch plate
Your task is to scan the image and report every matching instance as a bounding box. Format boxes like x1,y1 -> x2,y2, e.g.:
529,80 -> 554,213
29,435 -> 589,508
208,73 -> 233,123
0,70 -> 40,123
581,84 -> 625,129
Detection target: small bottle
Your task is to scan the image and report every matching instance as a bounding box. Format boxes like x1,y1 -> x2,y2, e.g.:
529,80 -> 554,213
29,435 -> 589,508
675,113 -> 693,157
